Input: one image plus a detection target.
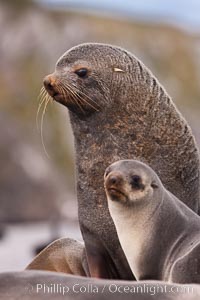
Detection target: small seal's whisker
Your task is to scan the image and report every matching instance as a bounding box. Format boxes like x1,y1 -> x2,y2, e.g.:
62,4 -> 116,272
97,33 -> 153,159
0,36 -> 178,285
40,96 -> 51,158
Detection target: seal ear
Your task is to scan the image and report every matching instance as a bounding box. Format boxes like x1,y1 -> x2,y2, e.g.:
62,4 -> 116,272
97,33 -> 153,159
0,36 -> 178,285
113,67 -> 125,73
151,182 -> 159,189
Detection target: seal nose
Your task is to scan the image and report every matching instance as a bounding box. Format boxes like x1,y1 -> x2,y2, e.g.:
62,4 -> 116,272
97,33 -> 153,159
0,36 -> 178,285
43,74 -> 57,97
109,176 -> 118,185
106,172 -> 123,187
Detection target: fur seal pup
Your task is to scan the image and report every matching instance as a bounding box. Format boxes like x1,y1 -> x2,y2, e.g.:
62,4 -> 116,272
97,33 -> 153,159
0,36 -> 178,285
105,159 -> 200,283
26,238 -> 88,276
1,271 -> 200,300
43,43 -> 200,279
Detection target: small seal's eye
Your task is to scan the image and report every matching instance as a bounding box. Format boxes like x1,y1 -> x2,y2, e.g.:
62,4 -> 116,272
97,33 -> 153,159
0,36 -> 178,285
75,68 -> 88,78
130,175 -> 143,190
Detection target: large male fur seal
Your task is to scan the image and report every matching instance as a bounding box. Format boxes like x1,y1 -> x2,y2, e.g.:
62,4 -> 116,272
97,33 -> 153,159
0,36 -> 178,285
43,43 -> 200,279
105,159 -> 200,283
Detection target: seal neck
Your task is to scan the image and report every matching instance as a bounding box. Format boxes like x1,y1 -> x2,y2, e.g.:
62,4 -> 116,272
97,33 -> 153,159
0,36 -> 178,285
108,190 -> 191,281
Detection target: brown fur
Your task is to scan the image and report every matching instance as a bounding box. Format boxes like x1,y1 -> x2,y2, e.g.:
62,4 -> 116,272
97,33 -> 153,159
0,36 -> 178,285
26,238 -> 87,276
44,43 -> 200,279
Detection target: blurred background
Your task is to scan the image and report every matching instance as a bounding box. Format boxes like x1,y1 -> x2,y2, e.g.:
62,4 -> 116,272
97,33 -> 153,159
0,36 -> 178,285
0,0 -> 200,271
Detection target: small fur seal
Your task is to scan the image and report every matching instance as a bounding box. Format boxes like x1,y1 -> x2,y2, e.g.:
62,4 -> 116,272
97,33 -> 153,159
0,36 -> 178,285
1,271 -> 200,300
105,159 -> 200,283
43,43 -> 200,279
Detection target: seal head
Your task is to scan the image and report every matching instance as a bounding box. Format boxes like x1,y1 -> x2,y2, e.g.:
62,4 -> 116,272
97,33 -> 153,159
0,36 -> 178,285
43,43 -> 120,118
104,160 -> 159,205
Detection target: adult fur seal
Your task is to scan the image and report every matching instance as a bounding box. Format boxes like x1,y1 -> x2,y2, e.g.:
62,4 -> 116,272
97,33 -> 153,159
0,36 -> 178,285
1,271 -> 200,300
105,159 -> 200,283
43,43 -> 200,279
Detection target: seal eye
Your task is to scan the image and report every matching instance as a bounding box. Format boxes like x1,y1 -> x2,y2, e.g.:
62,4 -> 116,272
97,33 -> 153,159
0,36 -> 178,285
130,175 -> 143,190
75,68 -> 88,78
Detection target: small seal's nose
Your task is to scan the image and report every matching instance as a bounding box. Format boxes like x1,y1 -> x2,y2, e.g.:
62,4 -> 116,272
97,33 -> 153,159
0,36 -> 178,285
109,176 -> 118,185
106,172 -> 123,187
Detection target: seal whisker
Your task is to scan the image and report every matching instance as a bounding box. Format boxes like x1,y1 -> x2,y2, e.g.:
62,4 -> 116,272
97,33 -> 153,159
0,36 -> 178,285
60,82 -> 89,113
55,84 -> 65,100
38,87 -> 48,108
36,90 -> 49,131
71,94 -> 86,114
58,83 -> 86,114
61,82 -> 83,104
59,82 -> 77,99
62,78 -> 101,110
92,76 -> 110,104
63,85 -> 87,114
40,96 -> 51,158
72,87 -> 100,112
73,86 -> 101,109
38,87 -> 46,102
38,87 -> 48,106
59,83 -> 78,101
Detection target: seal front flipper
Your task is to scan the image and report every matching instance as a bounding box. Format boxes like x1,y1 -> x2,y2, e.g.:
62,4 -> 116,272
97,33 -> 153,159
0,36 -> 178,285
26,238 -> 87,276
85,242 -> 111,278
82,228 -> 135,279
170,241 -> 200,284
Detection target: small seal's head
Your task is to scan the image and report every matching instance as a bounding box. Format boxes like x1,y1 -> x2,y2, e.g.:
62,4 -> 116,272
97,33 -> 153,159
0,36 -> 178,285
43,43 -> 134,118
104,160 -> 160,205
